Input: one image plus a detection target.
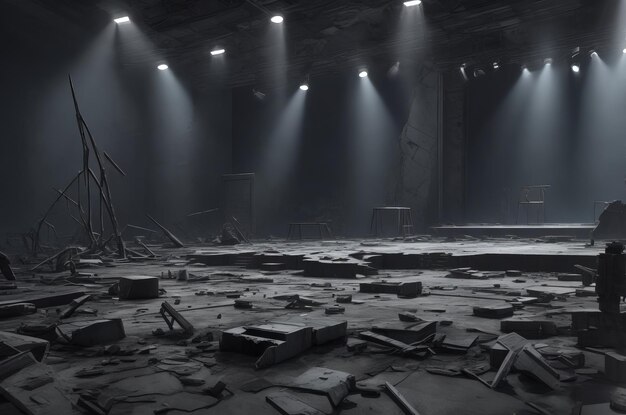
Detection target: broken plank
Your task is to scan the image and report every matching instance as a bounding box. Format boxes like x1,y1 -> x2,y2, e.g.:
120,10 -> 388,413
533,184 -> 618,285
146,214 -> 184,248
385,381 -> 421,415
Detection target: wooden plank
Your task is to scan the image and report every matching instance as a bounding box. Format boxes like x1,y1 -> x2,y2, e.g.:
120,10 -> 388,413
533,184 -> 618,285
146,214 -> 184,248
385,381 -> 421,415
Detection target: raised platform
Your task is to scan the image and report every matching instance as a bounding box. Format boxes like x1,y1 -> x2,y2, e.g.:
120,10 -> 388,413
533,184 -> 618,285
431,223 -> 595,239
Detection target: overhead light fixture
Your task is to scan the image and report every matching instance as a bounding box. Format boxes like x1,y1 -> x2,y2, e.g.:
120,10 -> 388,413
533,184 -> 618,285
210,48 -> 226,56
403,0 -> 422,6
270,15 -> 284,24
590,50 -> 598,58
544,58 -> 553,65
157,64 -> 169,71
299,84 -> 309,91
571,64 -> 580,73
492,62 -> 500,69
459,64 -> 468,81
473,68 -> 485,78
623,48 -> 626,54
114,16 -> 130,24
359,70 -> 368,78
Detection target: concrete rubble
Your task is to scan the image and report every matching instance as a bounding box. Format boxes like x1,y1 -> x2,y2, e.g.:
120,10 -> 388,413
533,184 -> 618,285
0,236 -> 623,414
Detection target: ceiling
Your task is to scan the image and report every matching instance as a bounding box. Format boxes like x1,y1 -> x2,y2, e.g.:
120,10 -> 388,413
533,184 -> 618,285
8,0 -> 623,88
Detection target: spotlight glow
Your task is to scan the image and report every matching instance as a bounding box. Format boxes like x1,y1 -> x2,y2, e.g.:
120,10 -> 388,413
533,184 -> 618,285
270,15 -> 284,24
210,48 -> 226,56
114,16 -> 130,24
590,51 -> 598,58
403,0 -> 422,6
157,64 -> 169,71
359,70 -> 368,78
299,84 -> 309,91
544,58 -> 552,65
571,64 -> 580,73
623,48 -> 626,54
493,62 -> 499,69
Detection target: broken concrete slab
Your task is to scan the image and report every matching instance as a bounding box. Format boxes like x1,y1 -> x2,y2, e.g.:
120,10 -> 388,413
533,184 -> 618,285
0,289 -> 86,309
489,333 -> 529,369
0,352 -> 78,415
605,352 -> 626,383
276,318 -> 347,346
266,393 -> 325,415
303,258 -> 377,278
371,321 -> 437,344
0,332 -> 49,362
492,348 -> 519,389
500,319 -> 557,339
0,303 -> 36,319
118,276 -> 159,300
359,281 -> 422,297
289,367 -> 355,407
473,304 -> 514,319
514,345 -> 562,390
259,262 -> 286,271
57,319 -> 125,347
220,322 -> 313,369
526,286 -> 576,298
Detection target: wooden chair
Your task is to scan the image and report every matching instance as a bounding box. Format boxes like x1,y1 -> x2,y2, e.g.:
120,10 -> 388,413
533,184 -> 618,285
516,185 -> 549,224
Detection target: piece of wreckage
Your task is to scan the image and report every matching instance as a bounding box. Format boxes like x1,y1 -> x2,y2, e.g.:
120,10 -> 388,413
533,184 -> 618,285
592,200 -> 626,242
220,319 -> 347,369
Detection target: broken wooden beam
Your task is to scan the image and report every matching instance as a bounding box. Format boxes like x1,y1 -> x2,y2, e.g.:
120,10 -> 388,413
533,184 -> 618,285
385,381 -> 421,415
146,214 -> 184,248
58,295 -> 91,319
160,301 -> 194,334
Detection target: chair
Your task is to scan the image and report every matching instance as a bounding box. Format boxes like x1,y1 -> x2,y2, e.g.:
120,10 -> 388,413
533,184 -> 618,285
516,185 -> 549,224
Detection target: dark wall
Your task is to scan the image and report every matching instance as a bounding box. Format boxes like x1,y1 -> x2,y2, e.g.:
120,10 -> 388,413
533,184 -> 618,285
232,73 -> 412,237
466,61 -> 626,224
0,2 -> 231,240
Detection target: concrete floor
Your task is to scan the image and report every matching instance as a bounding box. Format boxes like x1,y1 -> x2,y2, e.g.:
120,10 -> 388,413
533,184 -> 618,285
0,237 -> 620,415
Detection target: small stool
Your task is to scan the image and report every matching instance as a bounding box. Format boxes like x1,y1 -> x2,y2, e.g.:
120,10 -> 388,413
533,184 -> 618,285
370,207 -> 414,237
287,223 -> 333,240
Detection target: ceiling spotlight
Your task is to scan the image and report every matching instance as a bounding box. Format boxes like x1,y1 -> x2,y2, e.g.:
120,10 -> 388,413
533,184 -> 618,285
359,70 -> 368,78
404,0 -> 422,6
270,15 -> 284,24
492,62 -> 500,69
299,84 -> 309,91
590,50 -> 598,58
157,64 -> 169,71
114,16 -> 130,24
571,64 -> 580,73
459,64 -> 468,81
210,48 -> 226,56
623,48 -> 626,54
473,68 -> 485,78
544,58 -> 553,65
